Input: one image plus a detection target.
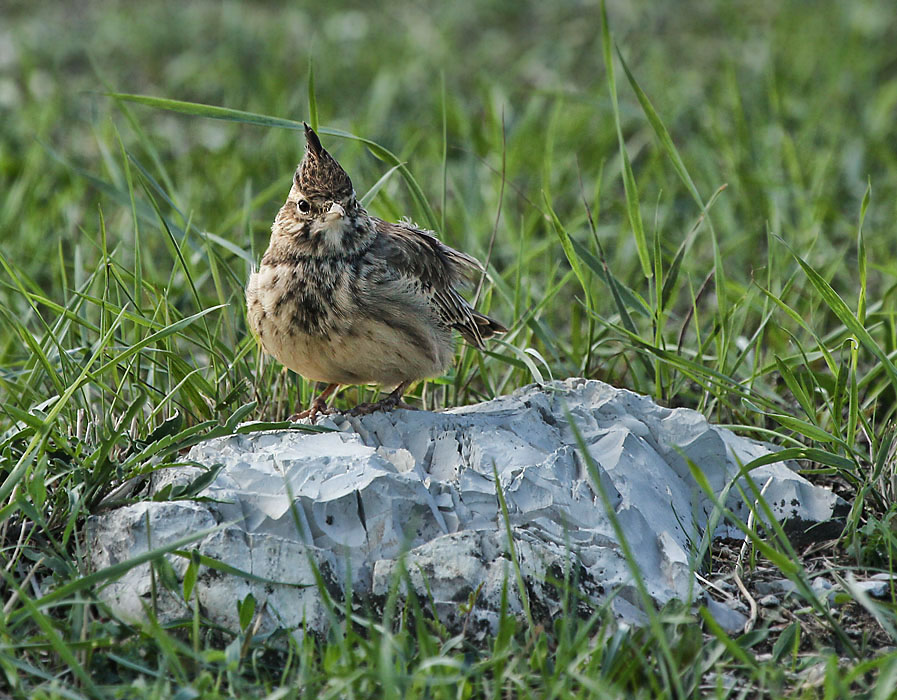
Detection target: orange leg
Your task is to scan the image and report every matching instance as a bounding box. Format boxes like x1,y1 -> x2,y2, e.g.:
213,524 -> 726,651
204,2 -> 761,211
290,383 -> 339,424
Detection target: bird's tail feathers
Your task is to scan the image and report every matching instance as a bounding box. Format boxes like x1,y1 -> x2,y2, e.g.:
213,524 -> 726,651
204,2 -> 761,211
473,311 -> 507,339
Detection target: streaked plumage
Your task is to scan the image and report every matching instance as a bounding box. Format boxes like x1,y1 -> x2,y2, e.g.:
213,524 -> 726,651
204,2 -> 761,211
246,124 -> 505,420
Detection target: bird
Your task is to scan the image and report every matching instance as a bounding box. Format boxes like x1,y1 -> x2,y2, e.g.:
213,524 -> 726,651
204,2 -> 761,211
246,123 -> 506,423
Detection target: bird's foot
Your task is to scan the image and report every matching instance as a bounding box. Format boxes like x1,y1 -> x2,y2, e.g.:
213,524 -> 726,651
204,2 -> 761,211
289,396 -> 333,425
347,399 -> 411,416
348,382 -> 413,416
288,383 -> 340,425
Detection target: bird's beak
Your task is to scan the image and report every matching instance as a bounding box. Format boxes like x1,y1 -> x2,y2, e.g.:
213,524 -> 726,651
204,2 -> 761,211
324,201 -> 346,222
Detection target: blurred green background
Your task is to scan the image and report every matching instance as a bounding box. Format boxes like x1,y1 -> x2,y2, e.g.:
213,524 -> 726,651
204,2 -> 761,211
1,0 -> 896,404
4,1 -> 894,270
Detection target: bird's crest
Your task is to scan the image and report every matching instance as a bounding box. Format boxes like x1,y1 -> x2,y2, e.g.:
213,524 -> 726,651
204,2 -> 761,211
296,123 -> 354,200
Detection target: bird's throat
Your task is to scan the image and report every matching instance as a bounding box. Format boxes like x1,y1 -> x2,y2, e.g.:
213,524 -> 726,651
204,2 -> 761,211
311,217 -> 351,254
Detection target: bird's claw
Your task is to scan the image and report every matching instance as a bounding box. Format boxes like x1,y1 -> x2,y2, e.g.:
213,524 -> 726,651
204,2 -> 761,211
289,397 -> 333,425
348,391 -> 414,416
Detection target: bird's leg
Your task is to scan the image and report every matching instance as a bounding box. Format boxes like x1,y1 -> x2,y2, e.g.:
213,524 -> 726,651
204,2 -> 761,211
349,381 -> 413,416
290,383 -> 339,424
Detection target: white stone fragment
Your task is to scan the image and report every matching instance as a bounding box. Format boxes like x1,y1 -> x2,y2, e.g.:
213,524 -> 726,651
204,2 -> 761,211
844,576 -> 893,601
87,379 -> 846,639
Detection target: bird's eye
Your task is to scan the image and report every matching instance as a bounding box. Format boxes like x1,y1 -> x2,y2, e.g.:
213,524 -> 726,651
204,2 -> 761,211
297,199 -> 311,214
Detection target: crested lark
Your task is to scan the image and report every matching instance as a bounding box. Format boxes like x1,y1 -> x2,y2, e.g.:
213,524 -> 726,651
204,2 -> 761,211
246,124 -> 506,422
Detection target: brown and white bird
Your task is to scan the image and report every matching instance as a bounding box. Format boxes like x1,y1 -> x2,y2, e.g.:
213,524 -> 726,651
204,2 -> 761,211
246,124 -> 505,422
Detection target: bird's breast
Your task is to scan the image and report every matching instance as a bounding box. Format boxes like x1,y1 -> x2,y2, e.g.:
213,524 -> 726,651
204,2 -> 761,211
245,254 -> 454,386
246,256 -> 359,344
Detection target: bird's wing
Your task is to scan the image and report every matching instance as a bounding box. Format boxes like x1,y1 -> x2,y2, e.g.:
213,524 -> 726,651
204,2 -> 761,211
369,218 -> 503,349
371,218 -> 483,287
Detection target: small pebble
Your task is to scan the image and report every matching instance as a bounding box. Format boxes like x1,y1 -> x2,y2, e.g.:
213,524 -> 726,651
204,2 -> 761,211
850,580 -> 891,600
755,578 -> 797,596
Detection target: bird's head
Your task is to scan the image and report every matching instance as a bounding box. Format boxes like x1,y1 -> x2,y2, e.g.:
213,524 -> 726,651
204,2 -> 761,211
273,124 -> 366,254
293,124 -> 358,229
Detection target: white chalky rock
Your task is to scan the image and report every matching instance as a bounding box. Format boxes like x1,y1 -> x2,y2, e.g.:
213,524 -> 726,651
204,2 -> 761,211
88,379 -> 846,638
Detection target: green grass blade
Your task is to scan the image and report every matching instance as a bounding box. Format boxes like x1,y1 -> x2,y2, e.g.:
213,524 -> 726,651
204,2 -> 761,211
569,237 -> 651,319
107,93 -> 441,231
600,0 -> 651,278
857,181 -> 870,325
360,163 -> 403,208
307,58 -> 319,132
784,237 -> 897,391
616,45 -> 703,208
543,192 -> 589,309
93,305 -> 225,377
0,568 -> 101,696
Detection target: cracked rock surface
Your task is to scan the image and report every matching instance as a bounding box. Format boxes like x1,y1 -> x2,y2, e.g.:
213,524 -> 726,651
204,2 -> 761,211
88,378 -> 847,638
